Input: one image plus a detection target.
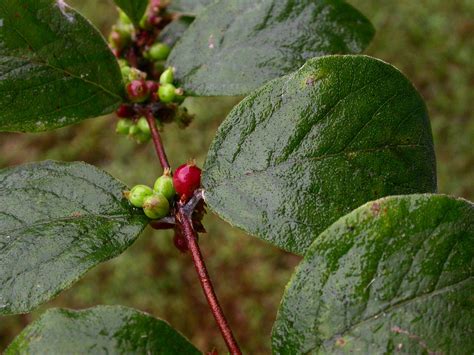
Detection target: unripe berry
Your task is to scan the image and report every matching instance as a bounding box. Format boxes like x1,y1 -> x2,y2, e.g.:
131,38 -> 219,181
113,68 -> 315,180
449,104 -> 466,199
143,192 -> 170,219
137,117 -> 151,135
148,43 -> 171,61
154,171 -> 176,200
118,9 -> 132,25
129,124 -> 140,136
116,119 -> 133,135
134,131 -> 151,144
160,67 -> 174,85
158,83 -> 176,103
126,80 -> 149,103
173,162 -> 202,201
128,185 -> 153,208
116,104 -> 134,118
121,66 -> 132,83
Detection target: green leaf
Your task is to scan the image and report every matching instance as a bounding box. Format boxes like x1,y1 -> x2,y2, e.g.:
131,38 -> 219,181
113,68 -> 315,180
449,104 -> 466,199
203,55 -> 437,255
6,305 -> 200,354
113,0 -> 148,26
167,0 -> 375,96
0,0 -> 123,132
0,161 -> 148,315
169,0 -> 214,16
158,16 -> 194,48
272,194 -> 474,354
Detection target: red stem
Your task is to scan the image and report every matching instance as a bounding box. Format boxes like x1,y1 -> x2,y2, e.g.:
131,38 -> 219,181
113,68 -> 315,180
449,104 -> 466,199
146,116 -> 242,354
146,112 -> 170,171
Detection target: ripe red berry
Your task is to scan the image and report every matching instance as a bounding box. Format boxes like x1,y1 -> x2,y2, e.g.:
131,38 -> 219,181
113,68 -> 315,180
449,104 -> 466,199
173,162 -> 202,201
146,80 -> 159,93
116,104 -> 134,118
126,80 -> 149,103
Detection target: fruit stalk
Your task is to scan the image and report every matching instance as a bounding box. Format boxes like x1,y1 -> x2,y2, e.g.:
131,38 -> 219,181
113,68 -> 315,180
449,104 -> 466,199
145,111 -> 170,170
177,206 -> 242,355
146,114 -> 242,354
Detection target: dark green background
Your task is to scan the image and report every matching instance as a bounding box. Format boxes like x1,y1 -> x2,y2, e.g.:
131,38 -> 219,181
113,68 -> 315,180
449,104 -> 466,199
0,0 -> 472,353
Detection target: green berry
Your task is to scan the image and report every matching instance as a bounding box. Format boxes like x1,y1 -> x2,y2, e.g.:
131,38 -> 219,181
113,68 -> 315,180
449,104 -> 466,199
143,192 -> 170,219
121,66 -> 132,83
154,173 -> 176,200
137,117 -> 151,135
148,43 -> 171,61
118,59 -> 128,67
116,119 -> 133,135
128,185 -> 153,208
139,14 -> 150,30
160,67 -> 174,85
134,131 -> 151,144
129,124 -> 140,136
158,83 -> 177,103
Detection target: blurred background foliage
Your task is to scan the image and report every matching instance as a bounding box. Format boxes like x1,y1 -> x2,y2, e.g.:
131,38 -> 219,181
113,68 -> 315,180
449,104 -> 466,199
0,0 -> 472,353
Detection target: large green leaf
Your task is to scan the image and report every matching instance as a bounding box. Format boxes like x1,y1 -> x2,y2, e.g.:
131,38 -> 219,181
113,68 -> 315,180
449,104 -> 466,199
272,194 -> 474,354
6,306 -> 200,354
0,161 -> 148,315
167,0 -> 375,96
203,55 -> 437,255
169,0 -> 214,16
0,0 -> 123,132
113,0 -> 148,26
158,16 -> 194,48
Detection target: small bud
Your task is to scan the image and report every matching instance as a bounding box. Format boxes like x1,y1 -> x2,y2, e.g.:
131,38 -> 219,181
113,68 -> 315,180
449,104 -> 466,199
160,67 -> 174,85
148,43 -> 171,61
116,104 -> 134,118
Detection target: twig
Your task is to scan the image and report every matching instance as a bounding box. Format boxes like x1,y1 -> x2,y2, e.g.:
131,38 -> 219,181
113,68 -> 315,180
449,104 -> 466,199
145,111 -> 170,171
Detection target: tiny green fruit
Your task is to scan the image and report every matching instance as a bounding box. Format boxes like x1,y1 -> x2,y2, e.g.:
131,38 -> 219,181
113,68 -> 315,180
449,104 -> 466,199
129,124 -> 140,136
137,117 -> 151,135
148,43 -> 171,61
134,131 -> 151,144
128,185 -> 153,208
159,83 -> 177,103
116,119 -> 133,135
118,9 -> 132,25
154,172 -> 176,200
143,193 -> 170,219
121,66 -> 132,83
160,68 -> 174,85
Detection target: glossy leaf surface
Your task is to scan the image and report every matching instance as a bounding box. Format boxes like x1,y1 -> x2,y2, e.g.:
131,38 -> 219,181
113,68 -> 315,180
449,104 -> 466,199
6,306 -> 200,354
272,194 -> 474,354
0,0 -> 123,132
203,55 -> 437,254
168,0 -> 375,95
0,161 -> 148,315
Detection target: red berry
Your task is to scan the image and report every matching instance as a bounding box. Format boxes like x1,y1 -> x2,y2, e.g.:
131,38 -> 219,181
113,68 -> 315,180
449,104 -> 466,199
116,104 -> 134,118
126,80 -> 149,103
173,162 -> 202,201
146,80 -> 159,93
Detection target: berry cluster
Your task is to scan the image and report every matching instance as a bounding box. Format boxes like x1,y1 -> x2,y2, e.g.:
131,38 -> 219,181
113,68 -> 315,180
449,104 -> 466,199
126,162 -> 202,219
109,4 -> 193,144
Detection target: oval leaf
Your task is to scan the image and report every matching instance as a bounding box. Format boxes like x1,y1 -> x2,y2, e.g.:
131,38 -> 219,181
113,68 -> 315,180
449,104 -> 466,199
272,194 -> 474,354
0,0 -> 123,132
203,55 -> 437,255
168,0 -> 214,16
167,0 -> 375,96
0,161 -> 148,315
6,306 -> 200,354
113,0 -> 148,26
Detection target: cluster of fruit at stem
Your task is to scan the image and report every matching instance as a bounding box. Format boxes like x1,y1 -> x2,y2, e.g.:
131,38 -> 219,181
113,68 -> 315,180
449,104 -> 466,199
109,3 -> 193,144
126,163 -> 203,252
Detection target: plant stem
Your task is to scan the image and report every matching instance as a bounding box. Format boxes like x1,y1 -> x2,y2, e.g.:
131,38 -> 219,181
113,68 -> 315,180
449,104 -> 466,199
146,116 -> 242,354
145,112 -> 170,171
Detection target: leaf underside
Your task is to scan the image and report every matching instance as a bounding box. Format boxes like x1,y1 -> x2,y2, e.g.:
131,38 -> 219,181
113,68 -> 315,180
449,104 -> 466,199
0,161 -> 148,315
6,306 -> 200,354
203,55 -> 437,255
272,194 -> 474,354
0,0 -> 123,132
168,0 -> 375,96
